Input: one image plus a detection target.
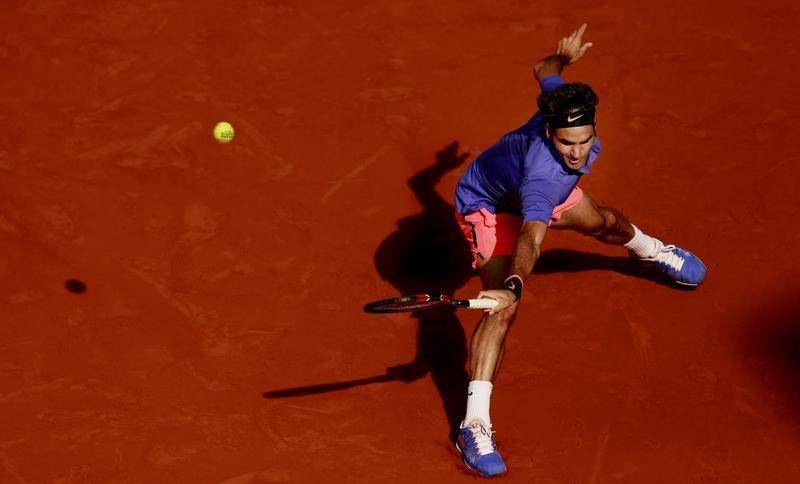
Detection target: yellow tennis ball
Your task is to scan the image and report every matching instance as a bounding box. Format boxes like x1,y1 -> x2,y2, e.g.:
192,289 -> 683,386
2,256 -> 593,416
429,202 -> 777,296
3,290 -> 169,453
213,121 -> 234,143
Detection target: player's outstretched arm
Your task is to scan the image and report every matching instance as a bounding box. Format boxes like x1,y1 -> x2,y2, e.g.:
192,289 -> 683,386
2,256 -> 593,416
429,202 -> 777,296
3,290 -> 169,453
479,221 -> 547,314
534,23 -> 593,81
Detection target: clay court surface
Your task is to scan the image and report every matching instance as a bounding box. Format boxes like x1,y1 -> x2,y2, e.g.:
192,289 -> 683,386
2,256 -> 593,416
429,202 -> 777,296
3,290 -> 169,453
3,1 -> 800,482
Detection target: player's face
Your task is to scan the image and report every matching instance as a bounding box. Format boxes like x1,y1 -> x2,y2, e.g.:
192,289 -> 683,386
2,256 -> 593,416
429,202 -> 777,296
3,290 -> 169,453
547,125 -> 596,171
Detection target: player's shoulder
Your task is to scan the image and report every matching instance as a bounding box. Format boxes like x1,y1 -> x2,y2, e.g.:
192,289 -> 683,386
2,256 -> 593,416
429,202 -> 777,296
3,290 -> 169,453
592,136 -> 601,152
523,127 -> 555,161
501,114 -> 544,148
512,113 -> 546,136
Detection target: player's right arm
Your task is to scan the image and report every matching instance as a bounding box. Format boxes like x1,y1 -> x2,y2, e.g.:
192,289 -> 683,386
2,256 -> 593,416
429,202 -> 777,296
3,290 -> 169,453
478,220 -> 547,314
534,23 -> 593,82
509,220 -> 547,279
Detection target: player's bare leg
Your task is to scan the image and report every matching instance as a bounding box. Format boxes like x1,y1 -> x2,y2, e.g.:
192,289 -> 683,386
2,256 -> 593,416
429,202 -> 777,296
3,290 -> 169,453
454,254 -> 512,477
462,254 -> 516,428
472,255 -> 516,381
551,192 -> 634,241
552,193 -> 706,285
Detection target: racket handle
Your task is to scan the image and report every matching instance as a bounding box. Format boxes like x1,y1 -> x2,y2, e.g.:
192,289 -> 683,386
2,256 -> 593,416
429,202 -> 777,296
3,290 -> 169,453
467,298 -> 498,309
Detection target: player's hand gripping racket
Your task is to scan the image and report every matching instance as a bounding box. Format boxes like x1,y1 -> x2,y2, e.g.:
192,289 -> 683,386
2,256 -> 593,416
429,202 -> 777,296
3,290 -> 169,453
363,294 -> 497,313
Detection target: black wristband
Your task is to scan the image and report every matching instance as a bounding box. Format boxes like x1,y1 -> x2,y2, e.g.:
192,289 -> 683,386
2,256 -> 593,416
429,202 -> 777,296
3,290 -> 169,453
504,275 -> 524,301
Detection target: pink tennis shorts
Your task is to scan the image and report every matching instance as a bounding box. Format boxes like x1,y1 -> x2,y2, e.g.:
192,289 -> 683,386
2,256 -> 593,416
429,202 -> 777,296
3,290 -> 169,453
456,187 -> 584,268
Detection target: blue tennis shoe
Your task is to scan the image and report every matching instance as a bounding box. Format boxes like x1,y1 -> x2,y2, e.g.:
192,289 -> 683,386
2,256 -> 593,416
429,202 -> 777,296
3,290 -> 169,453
456,420 -> 506,477
634,243 -> 707,286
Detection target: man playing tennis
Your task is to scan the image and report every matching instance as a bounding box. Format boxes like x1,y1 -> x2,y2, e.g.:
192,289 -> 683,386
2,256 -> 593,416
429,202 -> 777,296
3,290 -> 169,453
453,24 -> 706,476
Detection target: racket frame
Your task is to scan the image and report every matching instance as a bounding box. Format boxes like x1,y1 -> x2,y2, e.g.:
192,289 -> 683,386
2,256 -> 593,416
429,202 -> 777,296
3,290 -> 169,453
363,294 -> 497,313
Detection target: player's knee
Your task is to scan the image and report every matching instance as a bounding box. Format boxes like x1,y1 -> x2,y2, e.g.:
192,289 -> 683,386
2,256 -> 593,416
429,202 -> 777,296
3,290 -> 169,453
583,207 -> 617,238
599,207 -> 619,231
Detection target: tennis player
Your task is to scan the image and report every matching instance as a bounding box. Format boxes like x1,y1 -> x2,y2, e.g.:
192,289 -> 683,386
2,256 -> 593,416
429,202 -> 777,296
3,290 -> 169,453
453,24 -> 706,476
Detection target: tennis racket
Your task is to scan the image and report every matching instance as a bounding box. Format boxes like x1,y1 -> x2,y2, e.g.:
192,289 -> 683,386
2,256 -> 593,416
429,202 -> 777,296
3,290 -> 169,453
363,294 -> 498,313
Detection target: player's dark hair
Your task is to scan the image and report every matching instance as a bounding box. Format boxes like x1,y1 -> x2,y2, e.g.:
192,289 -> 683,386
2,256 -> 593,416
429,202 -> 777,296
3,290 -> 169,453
537,83 -> 599,124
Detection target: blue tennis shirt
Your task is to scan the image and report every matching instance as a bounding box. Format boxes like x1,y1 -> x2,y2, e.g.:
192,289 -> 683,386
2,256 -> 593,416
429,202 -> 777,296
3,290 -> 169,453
455,75 -> 601,224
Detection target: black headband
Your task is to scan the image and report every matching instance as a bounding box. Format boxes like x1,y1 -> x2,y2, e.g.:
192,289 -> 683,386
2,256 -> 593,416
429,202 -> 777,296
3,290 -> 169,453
544,108 -> 596,129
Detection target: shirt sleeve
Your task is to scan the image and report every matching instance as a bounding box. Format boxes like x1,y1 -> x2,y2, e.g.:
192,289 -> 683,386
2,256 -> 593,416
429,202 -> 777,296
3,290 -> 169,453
519,177 -> 562,224
539,75 -> 565,93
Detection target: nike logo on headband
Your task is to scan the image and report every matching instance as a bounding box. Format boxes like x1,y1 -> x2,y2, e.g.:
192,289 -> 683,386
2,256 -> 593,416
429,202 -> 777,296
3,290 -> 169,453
567,113 -> 584,123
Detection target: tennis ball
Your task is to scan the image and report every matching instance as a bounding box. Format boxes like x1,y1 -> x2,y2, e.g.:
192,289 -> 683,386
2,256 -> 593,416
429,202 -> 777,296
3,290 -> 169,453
213,121 -> 234,143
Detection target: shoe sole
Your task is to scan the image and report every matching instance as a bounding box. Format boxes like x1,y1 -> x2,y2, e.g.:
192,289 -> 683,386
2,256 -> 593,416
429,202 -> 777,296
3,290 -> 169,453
636,257 -> 705,287
454,441 -> 506,478
646,266 -> 703,288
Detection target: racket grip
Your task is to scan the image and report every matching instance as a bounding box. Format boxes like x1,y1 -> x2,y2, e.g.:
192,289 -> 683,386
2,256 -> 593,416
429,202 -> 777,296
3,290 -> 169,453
467,298 -> 498,309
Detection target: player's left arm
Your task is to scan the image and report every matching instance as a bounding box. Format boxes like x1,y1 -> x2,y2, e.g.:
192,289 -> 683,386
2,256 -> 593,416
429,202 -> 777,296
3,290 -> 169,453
534,23 -> 593,81
479,220 -> 547,314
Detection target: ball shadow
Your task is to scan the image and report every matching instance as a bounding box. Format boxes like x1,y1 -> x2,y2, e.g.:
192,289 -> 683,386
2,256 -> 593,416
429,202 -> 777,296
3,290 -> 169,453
64,279 -> 87,294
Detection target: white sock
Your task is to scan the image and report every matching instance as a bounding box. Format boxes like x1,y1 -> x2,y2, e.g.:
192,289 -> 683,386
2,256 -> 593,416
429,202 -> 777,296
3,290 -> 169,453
464,380 -> 493,428
624,224 -> 663,259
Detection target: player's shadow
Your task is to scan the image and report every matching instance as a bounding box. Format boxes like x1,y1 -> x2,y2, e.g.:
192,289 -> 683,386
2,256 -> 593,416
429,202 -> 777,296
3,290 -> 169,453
263,142 -> 475,442
371,141 -> 475,441
534,248 -> 696,289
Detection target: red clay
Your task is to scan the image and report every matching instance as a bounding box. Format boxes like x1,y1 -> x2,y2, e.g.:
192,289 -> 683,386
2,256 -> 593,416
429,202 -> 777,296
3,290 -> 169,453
2,1 -> 800,482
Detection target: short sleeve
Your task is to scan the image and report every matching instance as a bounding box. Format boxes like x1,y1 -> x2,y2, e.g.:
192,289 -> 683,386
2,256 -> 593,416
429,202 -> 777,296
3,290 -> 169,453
519,177 -> 562,224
